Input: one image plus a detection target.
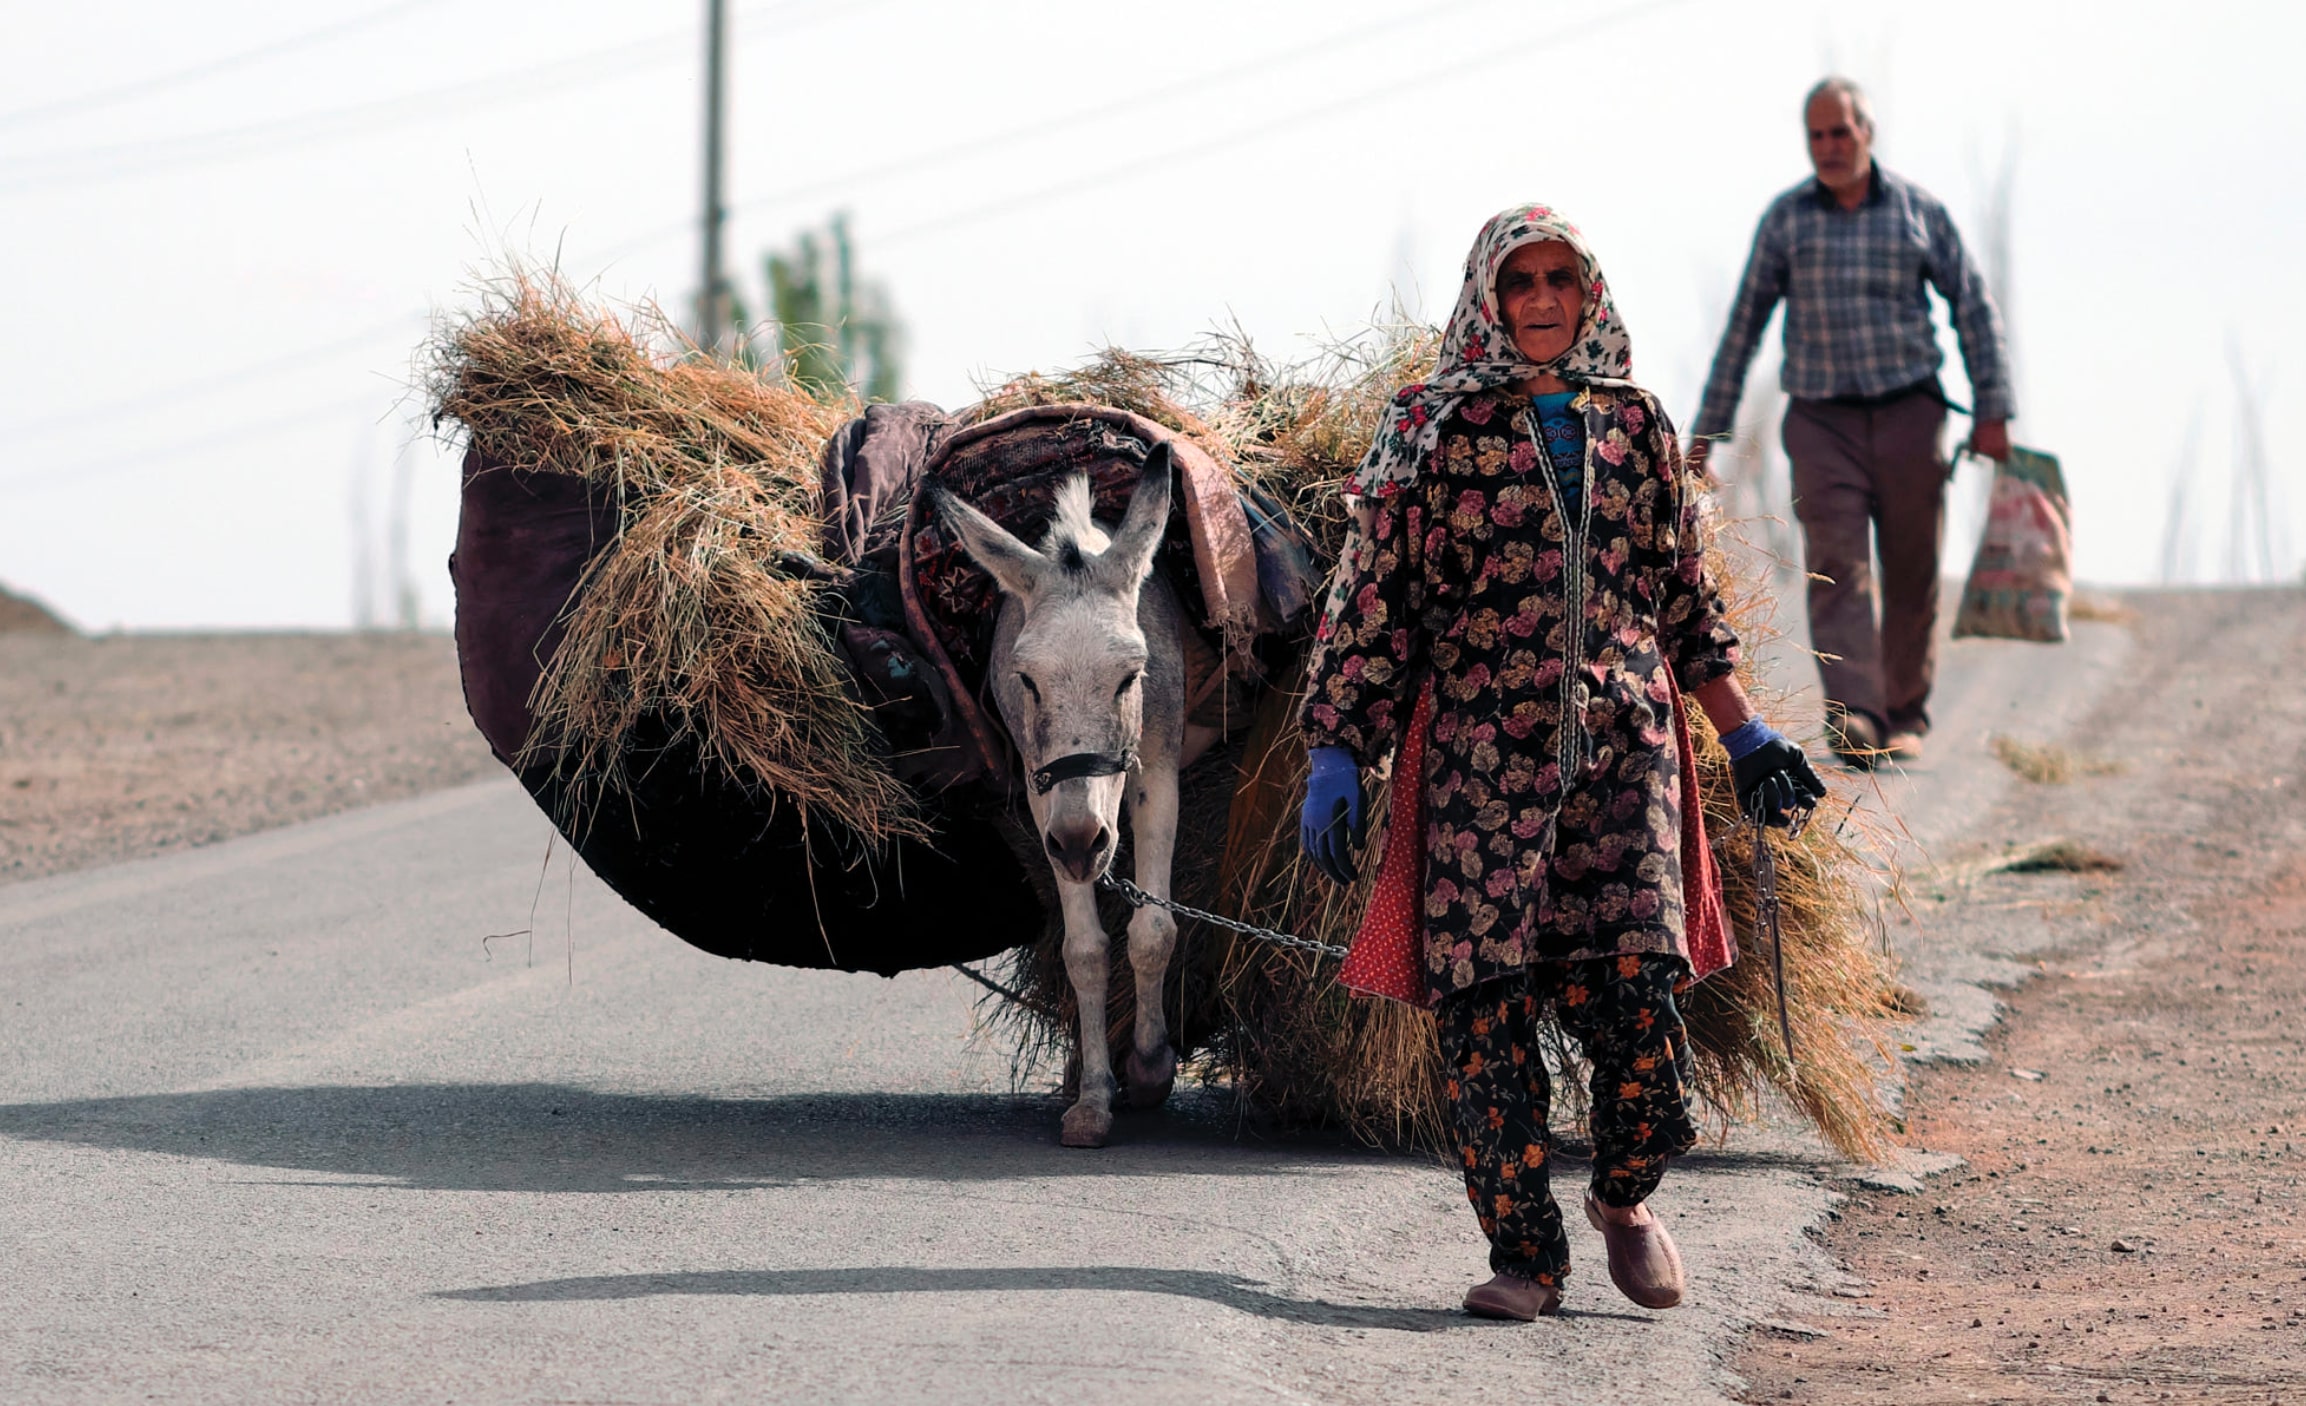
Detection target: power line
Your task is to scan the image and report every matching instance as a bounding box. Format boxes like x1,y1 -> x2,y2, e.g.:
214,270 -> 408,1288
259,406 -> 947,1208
0,21 -> 696,189
0,393 -> 397,496
732,0 -> 1502,222
873,0 -> 1693,252
8,0 -> 1521,433
1,0 -> 1690,494
0,0 -> 882,194
9,312 -> 427,442
0,0 -> 449,132
581,0 -> 1513,268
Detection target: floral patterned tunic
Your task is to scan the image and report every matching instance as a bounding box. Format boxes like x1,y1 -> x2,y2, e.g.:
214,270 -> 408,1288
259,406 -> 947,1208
1301,385 -> 1740,1003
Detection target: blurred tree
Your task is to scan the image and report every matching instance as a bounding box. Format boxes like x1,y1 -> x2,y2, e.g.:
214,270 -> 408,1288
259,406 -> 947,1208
732,213 -> 905,402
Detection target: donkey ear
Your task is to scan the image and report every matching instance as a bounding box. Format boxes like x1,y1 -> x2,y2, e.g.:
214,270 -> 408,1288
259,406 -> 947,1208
1100,441 -> 1175,588
926,481 -> 1045,600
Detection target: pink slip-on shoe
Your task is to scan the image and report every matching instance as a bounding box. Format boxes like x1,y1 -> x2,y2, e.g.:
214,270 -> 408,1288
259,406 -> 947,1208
1584,1192 -> 1686,1309
1462,1271 -> 1562,1321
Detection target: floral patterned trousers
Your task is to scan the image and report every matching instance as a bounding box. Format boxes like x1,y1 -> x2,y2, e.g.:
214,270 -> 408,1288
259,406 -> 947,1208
1434,953 -> 1698,1283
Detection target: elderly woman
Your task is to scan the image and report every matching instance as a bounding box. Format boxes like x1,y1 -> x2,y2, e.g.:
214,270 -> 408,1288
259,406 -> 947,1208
1298,204 -> 1824,1321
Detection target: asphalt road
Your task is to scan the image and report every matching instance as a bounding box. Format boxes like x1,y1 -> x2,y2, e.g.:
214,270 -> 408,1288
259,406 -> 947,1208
0,612 -> 2130,1405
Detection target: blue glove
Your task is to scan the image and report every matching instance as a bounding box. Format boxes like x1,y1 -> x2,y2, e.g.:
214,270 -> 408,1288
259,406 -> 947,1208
1721,719 -> 1828,828
1299,746 -> 1365,885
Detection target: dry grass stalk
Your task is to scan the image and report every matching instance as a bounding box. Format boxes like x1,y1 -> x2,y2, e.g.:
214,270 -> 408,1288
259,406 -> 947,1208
1191,321 -> 1441,561
967,348 -> 1219,446
424,268 -> 922,850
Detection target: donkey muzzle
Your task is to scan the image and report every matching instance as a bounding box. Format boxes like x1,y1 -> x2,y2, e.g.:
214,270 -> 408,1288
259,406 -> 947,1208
1043,815 -> 1115,884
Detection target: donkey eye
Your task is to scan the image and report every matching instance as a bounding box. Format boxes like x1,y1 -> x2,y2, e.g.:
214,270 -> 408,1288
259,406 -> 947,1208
1115,672 -> 1141,699
1017,673 -> 1041,702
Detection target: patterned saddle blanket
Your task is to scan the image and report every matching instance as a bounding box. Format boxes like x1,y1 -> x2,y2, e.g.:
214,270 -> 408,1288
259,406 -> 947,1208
820,401 -> 1316,793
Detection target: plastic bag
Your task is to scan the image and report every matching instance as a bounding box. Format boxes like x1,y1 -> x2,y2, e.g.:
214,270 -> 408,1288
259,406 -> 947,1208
1952,445 -> 2071,643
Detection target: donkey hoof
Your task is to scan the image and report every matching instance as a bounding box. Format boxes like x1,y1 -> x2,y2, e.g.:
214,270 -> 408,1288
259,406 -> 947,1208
1060,1102 -> 1113,1148
1124,1046 -> 1178,1110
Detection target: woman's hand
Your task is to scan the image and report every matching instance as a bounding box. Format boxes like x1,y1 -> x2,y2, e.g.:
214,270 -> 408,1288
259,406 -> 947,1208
1722,722 -> 1829,827
1300,747 -> 1366,884
1691,677 -> 1824,825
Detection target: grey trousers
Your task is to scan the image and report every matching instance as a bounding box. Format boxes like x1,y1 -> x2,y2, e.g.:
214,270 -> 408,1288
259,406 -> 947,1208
1782,389 -> 1949,735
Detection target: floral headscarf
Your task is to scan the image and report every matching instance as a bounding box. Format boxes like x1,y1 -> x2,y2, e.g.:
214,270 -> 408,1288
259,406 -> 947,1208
1352,203 -> 1634,498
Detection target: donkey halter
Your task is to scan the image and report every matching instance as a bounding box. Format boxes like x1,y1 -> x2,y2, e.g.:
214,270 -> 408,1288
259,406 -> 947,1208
1028,749 -> 1138,796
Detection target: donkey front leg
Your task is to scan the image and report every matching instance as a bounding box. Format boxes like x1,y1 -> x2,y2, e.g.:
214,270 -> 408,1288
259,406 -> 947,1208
1122,759 -> 1180,1110
1057,879 -> 1117,1148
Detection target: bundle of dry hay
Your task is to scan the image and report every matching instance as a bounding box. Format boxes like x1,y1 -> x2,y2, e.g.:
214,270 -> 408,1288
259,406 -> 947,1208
973,333 -> 1903,1161
423,270 -> 923,850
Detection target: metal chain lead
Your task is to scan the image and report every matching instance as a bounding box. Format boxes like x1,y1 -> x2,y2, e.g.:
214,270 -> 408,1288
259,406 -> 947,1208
1740,801 -> 1813,1068
1096,872 -> 1351,960
1100,799 -> 1820,983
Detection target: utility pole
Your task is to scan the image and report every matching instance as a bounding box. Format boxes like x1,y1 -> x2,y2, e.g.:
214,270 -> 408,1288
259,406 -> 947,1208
697,0 -> 729,353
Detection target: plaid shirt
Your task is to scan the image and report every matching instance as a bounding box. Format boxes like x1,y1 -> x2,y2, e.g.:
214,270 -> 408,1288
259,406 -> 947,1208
1692,164 -> 2014,438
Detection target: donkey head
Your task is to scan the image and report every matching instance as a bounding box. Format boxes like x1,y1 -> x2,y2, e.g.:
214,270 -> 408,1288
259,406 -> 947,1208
928,444 -> 1175,883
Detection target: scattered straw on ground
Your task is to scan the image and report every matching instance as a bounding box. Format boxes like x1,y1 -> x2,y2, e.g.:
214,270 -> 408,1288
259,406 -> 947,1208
2066,592 -> 2137,626
1990,734 -> 2127,785
1991,838 -> 2125,874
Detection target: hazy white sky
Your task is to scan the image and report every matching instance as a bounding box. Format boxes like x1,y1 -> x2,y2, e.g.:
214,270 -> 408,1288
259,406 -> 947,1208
2,0 -> 2299,629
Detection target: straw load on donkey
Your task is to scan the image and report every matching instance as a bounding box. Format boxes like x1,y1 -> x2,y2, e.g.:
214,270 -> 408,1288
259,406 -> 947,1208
428,272 -> 1909,1159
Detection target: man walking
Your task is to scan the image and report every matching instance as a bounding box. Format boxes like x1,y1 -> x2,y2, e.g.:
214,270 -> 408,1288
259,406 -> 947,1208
1690,77 -> 2015,766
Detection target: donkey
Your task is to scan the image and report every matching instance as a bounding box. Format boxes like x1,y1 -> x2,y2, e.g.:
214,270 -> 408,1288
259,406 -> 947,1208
926,446 -> 1186,1148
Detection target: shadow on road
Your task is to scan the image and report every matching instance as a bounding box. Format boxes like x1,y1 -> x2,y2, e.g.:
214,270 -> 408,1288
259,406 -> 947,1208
0,1083 -> 1406,1192
436,1263 -> 1469,1332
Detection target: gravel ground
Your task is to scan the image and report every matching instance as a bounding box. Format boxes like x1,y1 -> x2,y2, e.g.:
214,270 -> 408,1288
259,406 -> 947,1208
1735,589 -> 2306,1404
0,631 -> 498,884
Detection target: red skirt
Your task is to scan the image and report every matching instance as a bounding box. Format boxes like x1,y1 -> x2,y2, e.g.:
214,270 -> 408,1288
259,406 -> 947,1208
1337,676 -> 1735,1006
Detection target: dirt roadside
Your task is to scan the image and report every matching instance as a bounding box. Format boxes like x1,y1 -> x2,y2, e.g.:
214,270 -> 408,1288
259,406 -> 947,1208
1737,589 -> 2306,1404
0,632 -> 496,884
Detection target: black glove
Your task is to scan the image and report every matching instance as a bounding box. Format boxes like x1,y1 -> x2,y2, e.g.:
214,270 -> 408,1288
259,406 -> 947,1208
1730,731 -> 1828,828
